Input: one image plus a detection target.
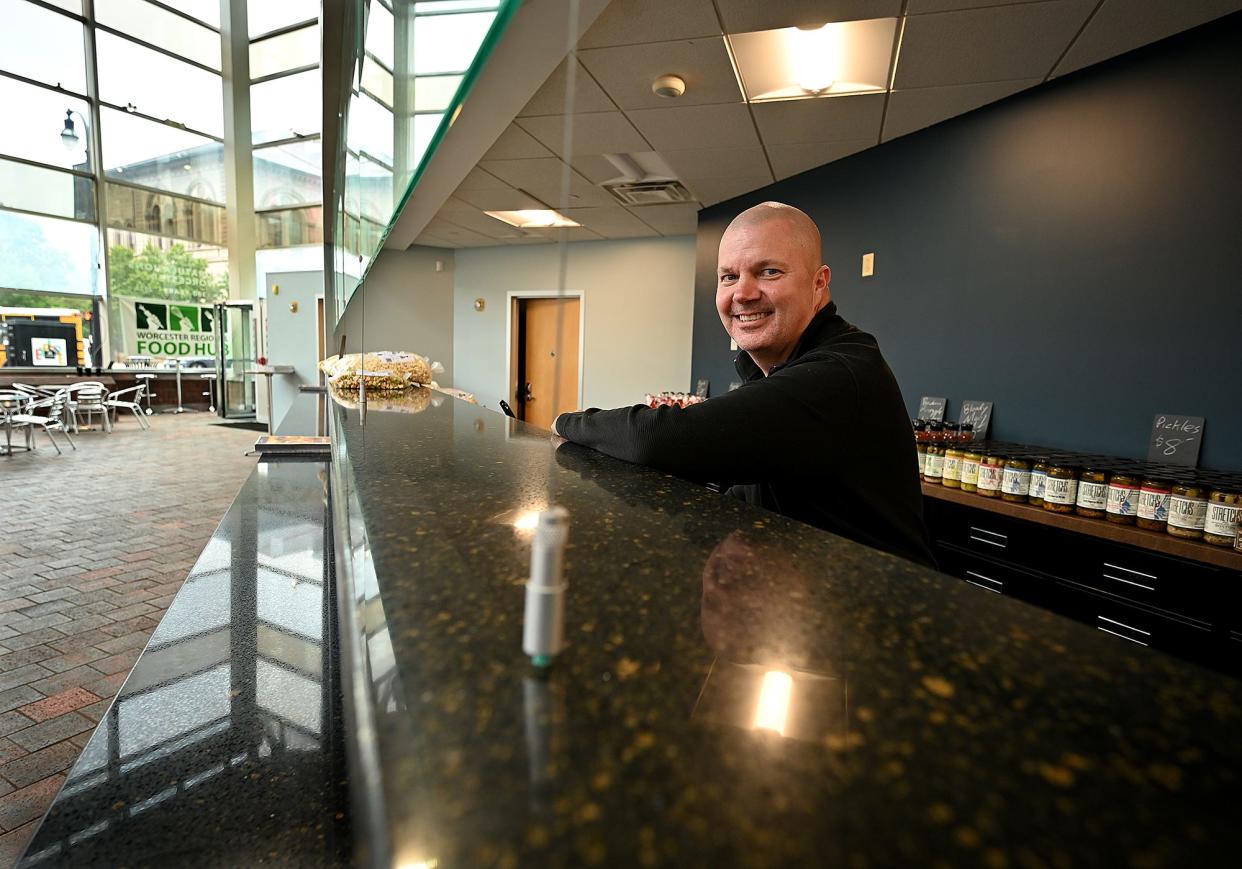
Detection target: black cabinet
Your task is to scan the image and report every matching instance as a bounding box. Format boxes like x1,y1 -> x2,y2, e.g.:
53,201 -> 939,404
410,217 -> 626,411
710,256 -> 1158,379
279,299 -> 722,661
926,497 -> 1240,674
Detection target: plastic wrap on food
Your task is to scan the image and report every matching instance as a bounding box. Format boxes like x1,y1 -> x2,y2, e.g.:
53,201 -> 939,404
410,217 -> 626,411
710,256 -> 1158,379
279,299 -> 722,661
329,384 -> 433,413
318,351 -> 439,387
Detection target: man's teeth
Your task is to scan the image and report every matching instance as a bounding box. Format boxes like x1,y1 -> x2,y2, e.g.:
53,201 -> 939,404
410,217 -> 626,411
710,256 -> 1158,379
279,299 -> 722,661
736,313 -> 768,322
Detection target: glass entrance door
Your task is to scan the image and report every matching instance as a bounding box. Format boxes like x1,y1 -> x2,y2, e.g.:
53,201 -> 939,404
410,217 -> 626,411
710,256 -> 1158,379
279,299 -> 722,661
214,301 -> 256,419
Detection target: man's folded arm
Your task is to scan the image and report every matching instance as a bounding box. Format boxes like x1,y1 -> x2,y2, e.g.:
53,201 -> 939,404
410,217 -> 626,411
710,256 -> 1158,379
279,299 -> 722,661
555,362 -> 857,481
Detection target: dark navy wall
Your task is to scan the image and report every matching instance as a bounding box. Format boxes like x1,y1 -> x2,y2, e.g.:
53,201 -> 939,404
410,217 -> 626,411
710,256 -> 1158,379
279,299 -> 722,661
691,13 -> 1242,471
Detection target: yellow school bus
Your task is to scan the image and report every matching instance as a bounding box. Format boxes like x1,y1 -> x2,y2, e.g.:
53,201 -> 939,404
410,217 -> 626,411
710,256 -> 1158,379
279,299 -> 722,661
0,308 -> 87,367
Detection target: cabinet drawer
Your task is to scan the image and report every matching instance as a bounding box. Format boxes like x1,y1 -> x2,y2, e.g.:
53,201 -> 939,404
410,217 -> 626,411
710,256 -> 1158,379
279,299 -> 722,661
1056,579 -> 1216,663
1058,538 -> 1222,628
925,501 -> 1053,565
935,543 -> 1061,609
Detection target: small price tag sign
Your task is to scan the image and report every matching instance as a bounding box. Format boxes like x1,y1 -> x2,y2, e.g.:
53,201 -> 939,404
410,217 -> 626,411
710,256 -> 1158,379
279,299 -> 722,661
959,400 -> 993,441
1147,413 -> 1204,466
918,396 -> 946,421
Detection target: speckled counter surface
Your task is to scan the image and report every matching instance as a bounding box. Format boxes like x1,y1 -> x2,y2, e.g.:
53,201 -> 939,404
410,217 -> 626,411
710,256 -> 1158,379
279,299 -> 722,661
332,396 -> 1242,868
19,461 -> 350,867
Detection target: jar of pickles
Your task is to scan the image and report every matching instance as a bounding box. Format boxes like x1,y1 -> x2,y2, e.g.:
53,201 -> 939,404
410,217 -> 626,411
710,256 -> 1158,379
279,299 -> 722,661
915,422 -> 928,477
1042,465 -> 1079,513
1105,472 -> 1141,525
960,447 -> 982,493
1167,481 -> 1208,539
923,423 -> 945,484
958,422 -> 975,444
1203,490 -> 1241,547
1075,468 -> 1108,518
943,434 -> 964,489
1136,478 -> 1172,531
1028,460 -> 1049,507
977,452 -> 1005,498
1001,457 -> 1031,502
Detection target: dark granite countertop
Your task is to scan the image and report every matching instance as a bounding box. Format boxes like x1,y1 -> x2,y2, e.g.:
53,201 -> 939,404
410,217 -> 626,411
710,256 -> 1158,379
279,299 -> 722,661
330,394 -> 1242,867
19,461 -> 350,868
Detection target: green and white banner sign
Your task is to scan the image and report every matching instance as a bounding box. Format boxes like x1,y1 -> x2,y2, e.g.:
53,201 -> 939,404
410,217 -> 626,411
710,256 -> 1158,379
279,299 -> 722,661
117,297 -> 216,358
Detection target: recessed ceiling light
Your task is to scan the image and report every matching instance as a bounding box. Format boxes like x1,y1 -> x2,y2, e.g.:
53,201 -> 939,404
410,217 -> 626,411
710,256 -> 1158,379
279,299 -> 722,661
726,18 -> 898,103
484,209 -> 580,228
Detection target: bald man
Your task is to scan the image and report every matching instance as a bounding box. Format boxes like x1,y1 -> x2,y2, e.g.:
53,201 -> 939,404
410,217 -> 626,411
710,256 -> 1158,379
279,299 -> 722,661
554,202 -> 932,566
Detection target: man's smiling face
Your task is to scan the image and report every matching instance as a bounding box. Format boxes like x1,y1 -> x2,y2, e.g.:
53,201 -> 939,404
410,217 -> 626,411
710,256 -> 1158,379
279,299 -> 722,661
716,210 -> 830,375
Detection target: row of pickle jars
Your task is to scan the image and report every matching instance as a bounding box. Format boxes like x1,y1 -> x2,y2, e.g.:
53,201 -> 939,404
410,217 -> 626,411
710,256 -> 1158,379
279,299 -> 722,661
913,422 -> 1242,549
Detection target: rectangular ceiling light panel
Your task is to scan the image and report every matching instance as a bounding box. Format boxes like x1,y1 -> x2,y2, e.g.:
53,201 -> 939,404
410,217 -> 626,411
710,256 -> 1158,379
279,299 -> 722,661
728,18 -> 898,103
484,209 -> 581,228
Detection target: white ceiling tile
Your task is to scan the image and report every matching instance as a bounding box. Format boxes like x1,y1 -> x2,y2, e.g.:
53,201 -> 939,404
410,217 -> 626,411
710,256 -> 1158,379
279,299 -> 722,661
479,157 -> 619,207
767,139 -> 875,180
577,0 -> 721,49
433,209 -> 519,239
414,233 -> 455,248
661,147 -> 770,184
894,0 -> 1097,89
626,103 -> 760,151
751,93 -> 886,145
907,0 -> 1051,12
715,0 -> 902,32
481,124 -> 556,160
423,220 -> 497,246
578,37 -> 742,110
518,57 -> 617,118
1054,0 -> 1242,77
453,188 -> 550,211
560,206 -> 661,238
516,112 -> 652,157
882,78 -> 1040,141
455,166 -> 510,191
570,154 -> 623,183
626,203 -> 701,235
439,196 -> 478,213
683,168 -> 774,208
520,225 -> 607,242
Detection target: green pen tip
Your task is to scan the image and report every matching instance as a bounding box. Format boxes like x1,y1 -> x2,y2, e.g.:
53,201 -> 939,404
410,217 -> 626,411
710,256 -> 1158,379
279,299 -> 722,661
532,654 -> 552,668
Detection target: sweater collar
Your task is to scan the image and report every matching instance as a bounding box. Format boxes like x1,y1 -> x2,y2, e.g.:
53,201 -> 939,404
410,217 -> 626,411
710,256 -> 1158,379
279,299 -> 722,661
734,301 -> 845,380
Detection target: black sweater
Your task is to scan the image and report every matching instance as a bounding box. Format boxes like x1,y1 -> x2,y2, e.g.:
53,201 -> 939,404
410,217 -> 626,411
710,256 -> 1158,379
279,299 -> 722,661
555,303 -> 934,566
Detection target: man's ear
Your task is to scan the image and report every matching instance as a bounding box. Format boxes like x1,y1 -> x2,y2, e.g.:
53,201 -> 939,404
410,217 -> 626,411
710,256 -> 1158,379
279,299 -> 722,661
814,264 -> 831,306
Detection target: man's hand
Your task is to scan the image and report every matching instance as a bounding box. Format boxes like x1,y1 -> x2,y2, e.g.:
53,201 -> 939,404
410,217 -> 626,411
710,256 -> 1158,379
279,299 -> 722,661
550,414 -> 567,447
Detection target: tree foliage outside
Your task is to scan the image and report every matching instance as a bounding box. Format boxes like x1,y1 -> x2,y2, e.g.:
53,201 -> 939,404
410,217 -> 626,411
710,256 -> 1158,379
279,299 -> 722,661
0,290 -> 91,312
107,243 -> 228,302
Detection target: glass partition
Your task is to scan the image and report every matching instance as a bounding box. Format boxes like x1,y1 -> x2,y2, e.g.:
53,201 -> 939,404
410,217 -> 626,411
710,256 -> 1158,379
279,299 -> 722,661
327,0 -> 519,323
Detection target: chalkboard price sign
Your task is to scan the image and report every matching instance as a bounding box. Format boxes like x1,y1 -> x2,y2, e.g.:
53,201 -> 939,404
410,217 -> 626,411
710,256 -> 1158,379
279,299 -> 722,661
959,400 -> 993,441
1147,413 -> 1204,466
918,396 -> 946,421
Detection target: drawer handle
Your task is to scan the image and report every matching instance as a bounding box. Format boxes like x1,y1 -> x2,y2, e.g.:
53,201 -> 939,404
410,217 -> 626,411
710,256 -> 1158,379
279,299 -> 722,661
1103,562 -> 1157,581
1103,573 -> 1156,592
1097,626 -> 1148,646
969,526 -> 1007,548
1097,614 -> 1151,641
965,570 -> 1003,593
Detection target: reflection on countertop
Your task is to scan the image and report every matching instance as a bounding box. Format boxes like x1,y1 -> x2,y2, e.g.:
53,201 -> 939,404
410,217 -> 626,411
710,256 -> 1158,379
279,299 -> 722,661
332,395 -> 1242,867
19,462 -> 349,868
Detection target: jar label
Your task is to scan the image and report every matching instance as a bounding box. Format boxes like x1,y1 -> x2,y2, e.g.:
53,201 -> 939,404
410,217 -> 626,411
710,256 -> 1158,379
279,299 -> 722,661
1001,468 -> 1030,495
1077,480 -> 1108,510
943,456 -> 962,481
1030,470 -> 1047,500
1204,502 -> 1240,537
1167,495 -> 1208,529
978,464 -> 1003,490
917,451 -> 926,474
1044,476 -> 1078,504
925,453 -> 944,478
1137,488 -> 1170,521
1106,484 -> 1139,516
960,459 -> 980,486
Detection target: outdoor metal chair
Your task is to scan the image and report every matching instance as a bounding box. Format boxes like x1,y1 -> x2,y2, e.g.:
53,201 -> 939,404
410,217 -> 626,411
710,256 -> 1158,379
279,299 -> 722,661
104,382 -> 151,430
66,382 -> 111,433
9,389 -> 76,455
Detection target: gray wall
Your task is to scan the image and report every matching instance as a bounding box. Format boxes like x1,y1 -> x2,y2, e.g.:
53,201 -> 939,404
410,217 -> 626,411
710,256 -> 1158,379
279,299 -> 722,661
334,244 -> 456,385
692,13 -> 1242,472
453,237 -> 696,412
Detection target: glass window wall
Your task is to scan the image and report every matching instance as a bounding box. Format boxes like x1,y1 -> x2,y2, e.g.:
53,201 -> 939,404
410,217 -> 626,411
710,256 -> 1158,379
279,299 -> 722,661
253,139 -> 322,208
250,69 -> 320,144
96,31 -> 223,136
247,0 -> 318,39
95,0 -> 221,71
0,0 -> 88,94
0,209 -> 100,295
0,157 -> 95,221
0,77 -> 91,170
100,108 -> 225,202
249,23 -> 318,79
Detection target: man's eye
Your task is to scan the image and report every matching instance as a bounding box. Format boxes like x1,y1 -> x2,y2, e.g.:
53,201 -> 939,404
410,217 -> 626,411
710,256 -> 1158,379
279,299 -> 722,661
719,274 -> 737,283
761,268 -> 782,277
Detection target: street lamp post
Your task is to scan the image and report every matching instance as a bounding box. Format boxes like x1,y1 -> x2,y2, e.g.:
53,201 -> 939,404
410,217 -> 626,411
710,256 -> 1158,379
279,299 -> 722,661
59,107 -> 106,369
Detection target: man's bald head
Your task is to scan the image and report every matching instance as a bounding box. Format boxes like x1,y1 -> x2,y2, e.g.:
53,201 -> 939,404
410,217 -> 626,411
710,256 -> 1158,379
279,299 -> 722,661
722,202 -> 822,273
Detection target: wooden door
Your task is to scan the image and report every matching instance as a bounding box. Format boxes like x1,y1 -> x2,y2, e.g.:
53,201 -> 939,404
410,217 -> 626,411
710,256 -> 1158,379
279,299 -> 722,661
518,297 -> 580,429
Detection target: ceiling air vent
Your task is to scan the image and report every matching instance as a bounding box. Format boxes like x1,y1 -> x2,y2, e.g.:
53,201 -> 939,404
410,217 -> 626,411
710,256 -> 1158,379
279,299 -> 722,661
602,179 -> 695,206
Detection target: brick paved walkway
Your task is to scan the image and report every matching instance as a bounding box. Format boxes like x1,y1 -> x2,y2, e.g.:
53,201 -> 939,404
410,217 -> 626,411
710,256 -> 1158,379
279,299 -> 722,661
0,412 -> 257,865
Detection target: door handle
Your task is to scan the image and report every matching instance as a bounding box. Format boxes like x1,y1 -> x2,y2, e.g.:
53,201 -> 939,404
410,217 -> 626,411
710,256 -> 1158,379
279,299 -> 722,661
524,382 -> 534,402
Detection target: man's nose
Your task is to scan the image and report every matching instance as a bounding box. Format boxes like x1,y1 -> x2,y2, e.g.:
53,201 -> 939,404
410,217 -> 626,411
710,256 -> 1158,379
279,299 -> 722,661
733,275 -> 761,301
